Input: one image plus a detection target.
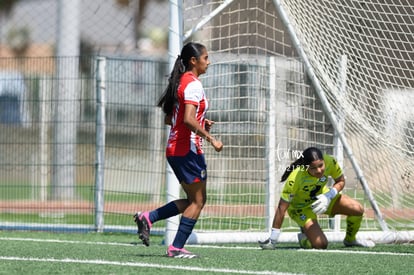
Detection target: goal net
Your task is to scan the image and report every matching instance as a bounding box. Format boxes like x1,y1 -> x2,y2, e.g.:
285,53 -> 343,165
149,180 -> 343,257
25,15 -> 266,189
180,0 -> 414,243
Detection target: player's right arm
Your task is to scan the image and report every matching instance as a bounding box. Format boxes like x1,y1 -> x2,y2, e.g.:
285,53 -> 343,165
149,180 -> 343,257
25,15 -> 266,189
274,176 -> 296,229
271,199 -> 289,229
259,181 -> 292,247
272,175 -> 296,229
183,103 -> 223,152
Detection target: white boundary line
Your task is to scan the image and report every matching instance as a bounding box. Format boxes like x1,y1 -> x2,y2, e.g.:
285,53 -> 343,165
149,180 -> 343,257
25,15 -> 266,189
1,237 -> 413,257
191,244 -> 414,256
0,237 -> 133,246
0,237 -> 302,275
0,256 -> 300,275
0,255 -> 300,275
0,237 -> 412,274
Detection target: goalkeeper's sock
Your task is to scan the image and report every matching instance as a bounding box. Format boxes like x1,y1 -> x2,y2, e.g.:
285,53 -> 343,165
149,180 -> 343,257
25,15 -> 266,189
270,228 -> 281,242
344,215 -> 363,242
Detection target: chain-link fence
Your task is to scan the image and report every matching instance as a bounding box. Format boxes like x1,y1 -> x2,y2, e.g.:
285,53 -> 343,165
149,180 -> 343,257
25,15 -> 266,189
1,0 -> 412,242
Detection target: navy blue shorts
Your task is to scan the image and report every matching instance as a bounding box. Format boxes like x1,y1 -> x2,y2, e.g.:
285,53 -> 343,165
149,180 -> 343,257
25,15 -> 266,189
167,151 -> 207,184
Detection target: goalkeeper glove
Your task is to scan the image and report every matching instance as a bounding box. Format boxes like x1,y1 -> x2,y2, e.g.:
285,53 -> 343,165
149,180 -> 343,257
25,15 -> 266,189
311,188 -> 338,214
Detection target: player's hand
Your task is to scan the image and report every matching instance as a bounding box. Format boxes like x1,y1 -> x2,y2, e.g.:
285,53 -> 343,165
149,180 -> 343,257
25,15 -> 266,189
311,194 -> 330,214
210,138 -> 223,152
205,119 -> 215,132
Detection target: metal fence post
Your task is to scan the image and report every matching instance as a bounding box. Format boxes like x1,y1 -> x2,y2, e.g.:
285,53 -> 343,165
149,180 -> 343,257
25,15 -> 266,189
95,56 -> 106,232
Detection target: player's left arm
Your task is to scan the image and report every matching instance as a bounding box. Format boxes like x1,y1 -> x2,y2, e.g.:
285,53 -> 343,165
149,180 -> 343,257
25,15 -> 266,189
312,156 -> 345,214
329,155 -> 345,193
332,174 -> 345,193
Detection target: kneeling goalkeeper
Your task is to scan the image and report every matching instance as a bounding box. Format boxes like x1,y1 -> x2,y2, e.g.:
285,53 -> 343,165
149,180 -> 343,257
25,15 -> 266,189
259,147 -> 375,249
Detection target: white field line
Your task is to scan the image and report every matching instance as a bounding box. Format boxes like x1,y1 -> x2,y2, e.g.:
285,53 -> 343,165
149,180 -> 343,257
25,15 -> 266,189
0,237 -> 412,274
0,237 -> 413,257
192,244 -> 414,256
0,237 -> 133,246
0,237 -> 303,275
0,256 -> 298,275
0,237 -> 413,256
297,248 -> 414,256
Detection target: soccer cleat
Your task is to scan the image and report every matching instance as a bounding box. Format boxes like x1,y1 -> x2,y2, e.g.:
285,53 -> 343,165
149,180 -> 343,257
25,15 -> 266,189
343,239 -> 375,248
258,238 -> 276,250
166,245 -> 199,258
133,211 -> 152,246
297,232 -> 312,249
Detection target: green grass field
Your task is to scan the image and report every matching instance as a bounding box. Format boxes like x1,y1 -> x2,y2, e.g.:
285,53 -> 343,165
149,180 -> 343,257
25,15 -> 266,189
0,230 -> 413,275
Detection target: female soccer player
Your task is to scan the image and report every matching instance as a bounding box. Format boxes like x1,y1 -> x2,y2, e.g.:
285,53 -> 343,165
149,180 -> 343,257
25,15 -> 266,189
134,42 -> 223,258
259,147 -> 375,249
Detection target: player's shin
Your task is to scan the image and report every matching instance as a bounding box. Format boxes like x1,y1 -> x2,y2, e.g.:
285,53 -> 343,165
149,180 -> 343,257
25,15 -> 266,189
344,215 -> 363,242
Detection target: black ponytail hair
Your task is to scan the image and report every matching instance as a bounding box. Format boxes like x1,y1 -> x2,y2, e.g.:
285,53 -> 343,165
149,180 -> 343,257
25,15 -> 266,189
280,147 -> 323,182
157,42 -> 206,115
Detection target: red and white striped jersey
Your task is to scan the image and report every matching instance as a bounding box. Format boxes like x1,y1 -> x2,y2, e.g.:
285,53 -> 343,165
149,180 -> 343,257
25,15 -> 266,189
166,71 -> 208,157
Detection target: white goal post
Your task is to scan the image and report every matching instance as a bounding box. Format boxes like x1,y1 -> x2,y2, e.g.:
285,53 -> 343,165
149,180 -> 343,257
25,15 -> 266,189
165,0 -> 414,244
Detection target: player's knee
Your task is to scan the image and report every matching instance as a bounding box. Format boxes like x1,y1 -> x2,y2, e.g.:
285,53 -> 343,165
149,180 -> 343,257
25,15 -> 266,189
346,197 -> 364,216
192,199 -> 206,210
356,202 -> 364,216
309,234 -> 328,249
311,239 -> 328,249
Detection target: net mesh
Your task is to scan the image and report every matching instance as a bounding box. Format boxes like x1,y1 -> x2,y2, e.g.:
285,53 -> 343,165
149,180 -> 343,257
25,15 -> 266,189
183,0 -> 414,232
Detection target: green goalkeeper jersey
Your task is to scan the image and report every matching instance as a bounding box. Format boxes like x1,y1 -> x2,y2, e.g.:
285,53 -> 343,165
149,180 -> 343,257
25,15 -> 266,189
280,154 -> 343,210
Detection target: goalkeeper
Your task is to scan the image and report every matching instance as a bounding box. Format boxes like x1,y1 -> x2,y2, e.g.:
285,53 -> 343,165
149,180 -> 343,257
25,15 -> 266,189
259,147 -> 375,249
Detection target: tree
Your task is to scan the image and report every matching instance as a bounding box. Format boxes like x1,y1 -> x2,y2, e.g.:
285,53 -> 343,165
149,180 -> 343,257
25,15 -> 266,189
115,0 -> 166,47
0,0 -> 20,53
0,0 -> 19,16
